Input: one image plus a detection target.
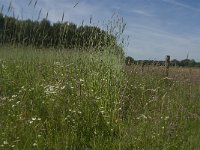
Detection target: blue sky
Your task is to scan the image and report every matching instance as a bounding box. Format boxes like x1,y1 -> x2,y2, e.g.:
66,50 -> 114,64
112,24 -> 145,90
1,0 -> 200,61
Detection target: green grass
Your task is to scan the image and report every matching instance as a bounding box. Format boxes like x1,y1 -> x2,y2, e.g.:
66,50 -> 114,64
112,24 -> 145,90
0,46 -> 199,149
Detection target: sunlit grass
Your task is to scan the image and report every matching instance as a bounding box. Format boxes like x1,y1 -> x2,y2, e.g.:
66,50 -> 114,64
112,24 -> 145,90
0,46 -> 199,149
0,46 -> 125,149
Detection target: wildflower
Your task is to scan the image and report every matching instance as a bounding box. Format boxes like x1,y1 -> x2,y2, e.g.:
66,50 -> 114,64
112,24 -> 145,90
29,120 -> 33,124
80,79 -> 84,82
164,116 -> 169,120
32,117 -> 37,121
54,62 -> 61,66
44,85 -> 57,95
29,88 -> 34,92
61,86 -> 65,90
38,135 -> 42,138
3,141 -> 8,145
11,145 -> 15,148
100,111 -> 105,114
162,77 -> 173,80
137,114 -> 148,120
78,111 -> 82,114
94,130 -> 97,135
33,143 -> 37,147
12,95 -> 17,98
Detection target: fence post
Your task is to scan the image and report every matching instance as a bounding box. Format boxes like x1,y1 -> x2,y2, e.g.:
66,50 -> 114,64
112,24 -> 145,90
141,61 -> 145,73
165,55 -> 170,76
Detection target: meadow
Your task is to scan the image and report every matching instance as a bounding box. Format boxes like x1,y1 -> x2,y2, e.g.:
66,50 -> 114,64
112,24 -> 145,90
0,4 -> 200,149
0,45 -> 199,149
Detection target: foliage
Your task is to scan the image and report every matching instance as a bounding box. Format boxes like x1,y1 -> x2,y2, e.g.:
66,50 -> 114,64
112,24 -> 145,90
125,56 -> 134,65
0,46 -> 124,149
0,47 -> 199,149
0,13 -> 123,54
131,59 -> 200,67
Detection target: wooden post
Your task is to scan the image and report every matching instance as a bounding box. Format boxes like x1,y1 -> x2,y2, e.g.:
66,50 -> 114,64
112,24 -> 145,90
141,61 -> 145,73
165,55 -> 170,76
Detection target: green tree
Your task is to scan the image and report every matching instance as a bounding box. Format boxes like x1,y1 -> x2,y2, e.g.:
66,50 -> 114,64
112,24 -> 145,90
125,56 -> 134,65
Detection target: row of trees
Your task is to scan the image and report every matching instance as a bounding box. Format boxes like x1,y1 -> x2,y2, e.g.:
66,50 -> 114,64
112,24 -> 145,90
0,13 -> 122,53
125,56 -> 200,67
171,59 -> 200,67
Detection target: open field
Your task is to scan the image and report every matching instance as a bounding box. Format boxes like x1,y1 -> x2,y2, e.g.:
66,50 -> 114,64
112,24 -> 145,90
126,64 -> 200,82
0,46 -> 200,149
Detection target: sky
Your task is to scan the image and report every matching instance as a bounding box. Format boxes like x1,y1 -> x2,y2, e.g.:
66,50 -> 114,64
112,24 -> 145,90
0,0 -> 200,61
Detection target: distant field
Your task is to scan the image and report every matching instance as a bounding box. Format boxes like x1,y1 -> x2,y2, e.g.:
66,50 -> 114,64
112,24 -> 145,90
126,64 -> 200,82
0,46 -> 199,149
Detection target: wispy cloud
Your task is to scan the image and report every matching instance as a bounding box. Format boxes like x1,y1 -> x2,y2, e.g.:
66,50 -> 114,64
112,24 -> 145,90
128,9 -> 153,17
162,0 -> 200,12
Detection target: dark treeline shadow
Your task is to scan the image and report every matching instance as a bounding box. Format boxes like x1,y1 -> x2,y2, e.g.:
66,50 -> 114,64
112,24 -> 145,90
0,12 -> 123,54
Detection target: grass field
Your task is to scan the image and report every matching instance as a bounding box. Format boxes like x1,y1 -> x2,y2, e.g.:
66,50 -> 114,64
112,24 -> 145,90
0,46 -> 200,149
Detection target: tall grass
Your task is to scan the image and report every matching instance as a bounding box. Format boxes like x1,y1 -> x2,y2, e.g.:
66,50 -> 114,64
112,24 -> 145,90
120,65 -> 200,149
0,2 -> 199,149
0,46 -> 125,149
1,46 -> 199,149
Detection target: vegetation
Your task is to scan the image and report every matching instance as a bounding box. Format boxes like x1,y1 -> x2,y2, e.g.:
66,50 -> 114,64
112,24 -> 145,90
125,56 -> 134,65
0,3 -> 199,150
126,56 -> 200,67
0,47 -> 199,149
0,13 -> 123,55
0,46 -> 125,149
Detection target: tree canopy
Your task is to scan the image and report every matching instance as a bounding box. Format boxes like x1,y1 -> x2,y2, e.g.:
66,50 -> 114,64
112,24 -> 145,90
0,13 -> 123,55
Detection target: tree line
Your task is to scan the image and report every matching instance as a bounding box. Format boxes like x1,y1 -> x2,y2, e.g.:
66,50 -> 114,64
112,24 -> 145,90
126,56 -> 200,67
0,13 -> 123,54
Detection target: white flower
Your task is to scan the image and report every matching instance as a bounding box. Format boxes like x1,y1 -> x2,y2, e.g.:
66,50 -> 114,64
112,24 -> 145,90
100,111 -> 105,114
80,79 -> 84,82
61,86 -> 65,90
78,111 -> 82,114
164,116 -> 169,120
12,95 -> 17,98
3,141 -> 8,145
54,62 -> 61,65
29,120 -> 33,124
44,85 -> 57,95
38,135 -> 42,138
33,143 -> 37,147
32,117 -> 37,121
137,114 -> 147,120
